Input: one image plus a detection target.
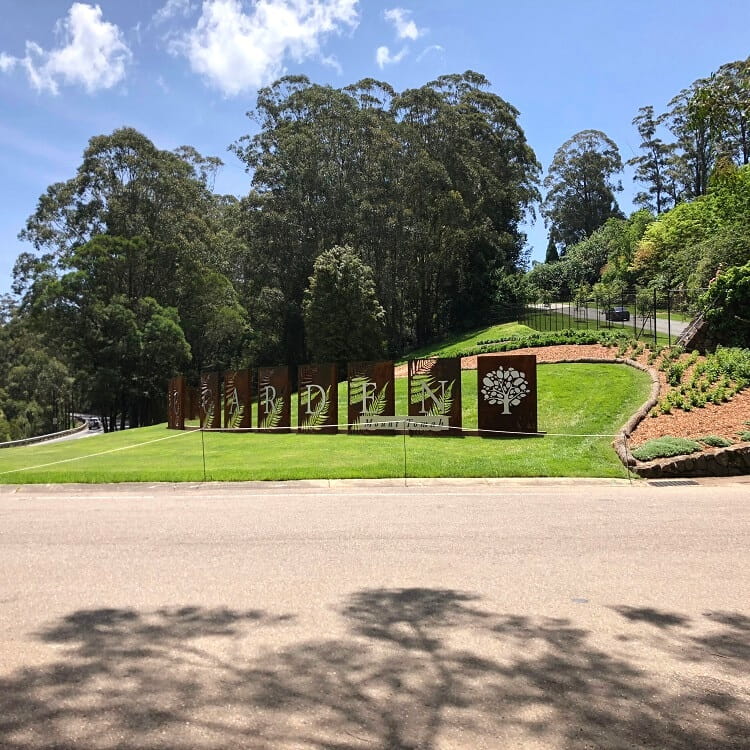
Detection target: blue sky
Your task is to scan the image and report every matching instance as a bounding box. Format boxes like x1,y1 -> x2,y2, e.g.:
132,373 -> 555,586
1,0 -> 749,295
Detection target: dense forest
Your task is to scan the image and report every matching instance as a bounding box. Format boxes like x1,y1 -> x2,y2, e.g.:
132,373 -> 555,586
1,59 -> 749,439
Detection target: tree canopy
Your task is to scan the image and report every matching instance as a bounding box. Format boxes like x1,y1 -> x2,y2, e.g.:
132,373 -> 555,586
303,246 -> 386,363
6,59 -> 750,438
542,130 -> 624,254
231,71 -> 540,358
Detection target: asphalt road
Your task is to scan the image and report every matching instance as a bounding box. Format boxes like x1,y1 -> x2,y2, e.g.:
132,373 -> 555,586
1,479 -> 749,749
540,304 -> 688,338
40,427 -> 100,444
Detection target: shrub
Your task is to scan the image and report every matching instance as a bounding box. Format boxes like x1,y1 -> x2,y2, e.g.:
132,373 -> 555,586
739,431 -> 750,442
667,361 -> 688,386
631,437 -> 702,461
698,435 -> 733,448
700,261 -> 750,348
647,348 -> 661,365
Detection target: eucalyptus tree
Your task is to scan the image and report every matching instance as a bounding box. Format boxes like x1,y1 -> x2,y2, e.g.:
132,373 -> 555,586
542,130 -> 624,254
662,84 -> 718,200
15,128 -> 246,422
17,128 -> 223,294
21,236 -> 191,428
392,72 -> 540,340
233,71 -> 540,355
627,106 -> 675,214
703,58 -> 750,166
231,76 -> 365,362
0,312 -> 72,440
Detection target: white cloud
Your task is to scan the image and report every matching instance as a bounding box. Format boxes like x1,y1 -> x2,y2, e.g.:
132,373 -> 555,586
172,0 -> 359,96
376,45 -> 406,69
416,43 -> 443,62
0,3 -> 131,95
152,0 -> 197,26
384,8 -> 423,40
321,53 -> 343,75
0,52 -> 16,73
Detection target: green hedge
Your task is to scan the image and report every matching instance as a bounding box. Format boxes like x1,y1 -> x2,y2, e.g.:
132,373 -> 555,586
457,329 -> 632,358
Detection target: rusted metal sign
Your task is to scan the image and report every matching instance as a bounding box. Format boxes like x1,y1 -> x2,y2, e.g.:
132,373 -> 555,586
223,369 -> 252,429
257,366 -> 291,431
347,361 -> 395,433
167,375 -> 185,430
408,357 -> 462,433
200,372 -> 221,429
298,363 -> 338,433
477,354 -> 538,435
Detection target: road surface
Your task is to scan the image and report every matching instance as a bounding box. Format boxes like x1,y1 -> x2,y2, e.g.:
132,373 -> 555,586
39,426 -> 100,444
1,479 -> 749,749
538,303 -> 689,338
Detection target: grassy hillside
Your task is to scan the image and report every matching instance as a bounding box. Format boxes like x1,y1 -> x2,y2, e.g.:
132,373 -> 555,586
397,322 -> 535,361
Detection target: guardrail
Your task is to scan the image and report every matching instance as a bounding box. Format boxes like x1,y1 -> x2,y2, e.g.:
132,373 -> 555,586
0,422 -> 88,449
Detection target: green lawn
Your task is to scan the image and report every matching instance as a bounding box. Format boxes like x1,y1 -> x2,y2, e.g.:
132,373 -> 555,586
655,309 -> 693,323
0,364 -> 650,483
397,322 -> 534,361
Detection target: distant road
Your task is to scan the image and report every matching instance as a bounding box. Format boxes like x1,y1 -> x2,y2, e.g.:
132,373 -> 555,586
536,303 -> 689,337
40,427 -> 100,444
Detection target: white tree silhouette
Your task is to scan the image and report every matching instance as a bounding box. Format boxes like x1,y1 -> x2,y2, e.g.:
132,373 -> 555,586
481,367 -> 529,415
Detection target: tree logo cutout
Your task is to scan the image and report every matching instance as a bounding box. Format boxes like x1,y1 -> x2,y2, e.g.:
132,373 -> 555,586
481,367 -> 530,415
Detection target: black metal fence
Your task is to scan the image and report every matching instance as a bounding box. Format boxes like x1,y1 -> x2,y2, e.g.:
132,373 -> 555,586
519,289 -> 703,347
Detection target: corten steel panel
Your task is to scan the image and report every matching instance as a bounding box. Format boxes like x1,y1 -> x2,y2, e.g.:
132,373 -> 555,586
347,361 -> 395,433
408,358 -> 462,432
167,376 -> 185,430
223,370 -> 252,429
200,372 -> 222,429
187,387 -> 199,421
297,363 -> 338,433
257,366 -> 291,431
477,354 -> 538,435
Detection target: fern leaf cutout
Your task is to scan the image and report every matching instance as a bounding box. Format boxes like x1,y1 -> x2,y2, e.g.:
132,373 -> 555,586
367,383 -> 388,416
301,386 -> 331,430
428,379 -> 454,417
230,404 -> 245,428
349,376 -> 368,406
260,396 -> 284,429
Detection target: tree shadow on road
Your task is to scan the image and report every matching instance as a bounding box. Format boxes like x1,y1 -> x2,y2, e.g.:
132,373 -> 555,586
0,592 -> 749,748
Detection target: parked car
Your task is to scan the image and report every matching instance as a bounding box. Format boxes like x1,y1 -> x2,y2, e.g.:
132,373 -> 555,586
605,306 -> 631,322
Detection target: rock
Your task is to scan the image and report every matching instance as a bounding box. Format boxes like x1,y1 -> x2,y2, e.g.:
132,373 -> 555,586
715,450 -> 730,468
680,458 -> 695,474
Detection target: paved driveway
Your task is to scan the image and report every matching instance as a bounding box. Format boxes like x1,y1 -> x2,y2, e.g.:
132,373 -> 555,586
1,480 -> 748,748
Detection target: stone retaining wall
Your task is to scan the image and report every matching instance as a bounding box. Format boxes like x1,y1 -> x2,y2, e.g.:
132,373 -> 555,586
631,443 -> 750,478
